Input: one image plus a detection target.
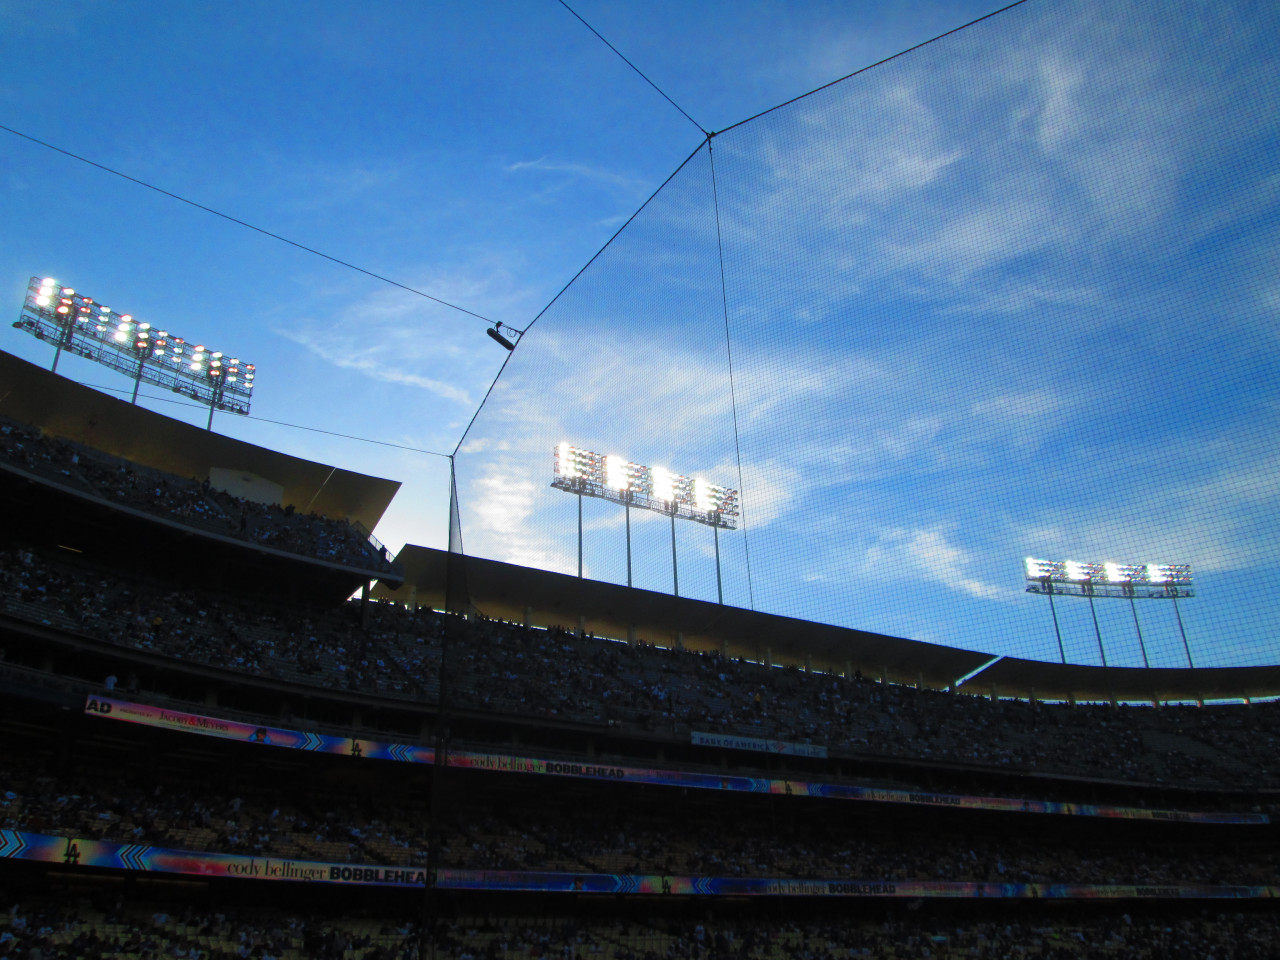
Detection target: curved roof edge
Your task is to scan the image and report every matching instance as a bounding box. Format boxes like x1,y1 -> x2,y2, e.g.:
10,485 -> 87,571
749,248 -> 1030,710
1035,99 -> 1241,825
376,544 -> 1280,703
0,349 -> 400,531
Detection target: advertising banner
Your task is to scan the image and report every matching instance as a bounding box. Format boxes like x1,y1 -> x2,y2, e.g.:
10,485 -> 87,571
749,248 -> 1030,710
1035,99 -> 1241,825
84,695 -> 433,763
84,696 -> 1267,825
0,830 -> 425,886
691,731 -> 828,758
1,829 -> 1274,898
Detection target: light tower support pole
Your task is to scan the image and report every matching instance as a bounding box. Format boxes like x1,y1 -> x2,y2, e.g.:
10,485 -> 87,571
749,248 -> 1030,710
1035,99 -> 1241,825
1041,579 -> 1065,664
577,489 -> 583,580
1128,592 -> 1150,668
624,496 -> 632,589
670,511 -> 679,598
1172,592 -> 1193,668
206,379 -> 225,432
713,525 -> 723,605
50,313 -> 73,373
131,352 -> 146,405
1086,584 -> 1108,667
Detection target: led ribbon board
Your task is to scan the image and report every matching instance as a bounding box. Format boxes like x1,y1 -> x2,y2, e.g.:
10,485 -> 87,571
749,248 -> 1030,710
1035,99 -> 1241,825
552,443 -> 739,529
15,276 -> 256,415
85,697 -> 1263,825
0,832 -> 1274,897
1025,558 -> 1194,599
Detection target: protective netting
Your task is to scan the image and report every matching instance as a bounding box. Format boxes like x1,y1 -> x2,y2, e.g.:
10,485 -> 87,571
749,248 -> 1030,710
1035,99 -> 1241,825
455,0 -> 1280,668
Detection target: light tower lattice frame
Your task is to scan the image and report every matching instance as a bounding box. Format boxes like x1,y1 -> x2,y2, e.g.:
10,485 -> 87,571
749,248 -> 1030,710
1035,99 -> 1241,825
14,276 -> 256,430
1025,559 -> 1195,667
553,444 -> 738,604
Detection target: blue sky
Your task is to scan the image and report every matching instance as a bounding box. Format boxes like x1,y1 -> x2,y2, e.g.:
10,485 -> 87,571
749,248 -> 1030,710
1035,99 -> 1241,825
2,1 -> 1278,670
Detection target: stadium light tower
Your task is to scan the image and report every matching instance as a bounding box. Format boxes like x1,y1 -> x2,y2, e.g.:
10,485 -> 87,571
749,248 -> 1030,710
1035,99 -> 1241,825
553,443 -> 739,603
1025,558 -> 1195,667
14,276 -> 257,430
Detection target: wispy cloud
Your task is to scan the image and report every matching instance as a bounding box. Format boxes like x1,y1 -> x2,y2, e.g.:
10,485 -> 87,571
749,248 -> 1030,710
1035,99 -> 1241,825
276,258 -> 544,410
468,470 -> 577,573
448,0 -> 1280,665
1018,437 -> 1280,573
506,157 -> 652,198
855,525 -> 1015,602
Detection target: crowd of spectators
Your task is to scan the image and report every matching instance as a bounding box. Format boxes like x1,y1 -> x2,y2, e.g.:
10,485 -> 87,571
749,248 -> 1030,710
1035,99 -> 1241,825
0,548 -> 435,699
0,895 -> 416,959
0,744 -> 1275,889
0,417 -> 395,575
4,542 -> 1279,791
4,412 -> 1280,795
448,621 -> 1256,787
1,896 -> 1279,960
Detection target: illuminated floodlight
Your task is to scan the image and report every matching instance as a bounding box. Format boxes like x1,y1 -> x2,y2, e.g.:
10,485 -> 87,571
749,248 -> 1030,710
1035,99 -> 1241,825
1064,560 -> 1094,582
694,478 -> 714,512
1025,556 -> 1193,599
1024,557 -> 1057,580
554,443 -> 740,604
1024,555 -> 1197,669
14,276 -> 256,421
605,455 -> 631,492
552,443 -> 738,530
652,466 -> 675,503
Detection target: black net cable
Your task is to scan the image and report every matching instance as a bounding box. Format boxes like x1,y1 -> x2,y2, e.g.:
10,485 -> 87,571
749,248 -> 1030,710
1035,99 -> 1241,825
451,136 -> 712,458
708,138 -> 756,612
454,0 -> 1037,461
435,0 -> 1280,665
0,123 -> 496,327
718,0 -> 1032,138
71,381 -> 454,459
556,0 -> 708,137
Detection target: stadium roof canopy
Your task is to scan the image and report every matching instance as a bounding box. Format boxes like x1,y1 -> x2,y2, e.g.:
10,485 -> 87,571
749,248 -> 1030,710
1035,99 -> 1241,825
0,350 -> 399,531
377,544 -> 1280,705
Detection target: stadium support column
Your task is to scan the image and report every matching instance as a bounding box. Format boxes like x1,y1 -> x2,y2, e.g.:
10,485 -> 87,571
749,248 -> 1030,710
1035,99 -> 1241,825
577,487 -> 583,580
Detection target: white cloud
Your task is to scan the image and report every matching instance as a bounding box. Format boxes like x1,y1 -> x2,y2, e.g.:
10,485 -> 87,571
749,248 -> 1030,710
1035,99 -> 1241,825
443,0 -> 1280,668
468,469 -> 576,574
275,258 -> 543,412
1018,444 -> 1280,574
506,157 -> 652,199
968,390 -> 1081,449
860,525 -> 1015,602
